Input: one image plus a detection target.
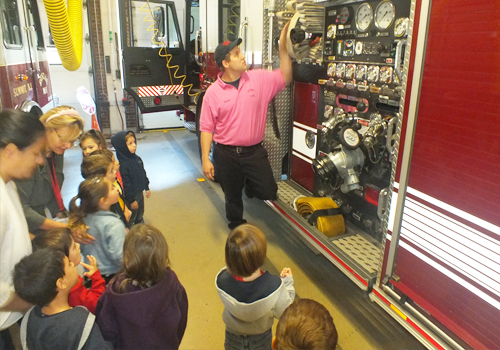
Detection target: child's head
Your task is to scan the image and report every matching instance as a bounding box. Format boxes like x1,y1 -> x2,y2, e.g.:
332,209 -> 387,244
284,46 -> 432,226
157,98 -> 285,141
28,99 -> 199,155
225,224 -> 267,278
117,224 -> 169,291
80,129 -> 107,157
32,228 -> 82,266
125,132 -> 136,154
89,148 -> 120,175
81,153 -> 116,183
13,248 -> 79,306
69,177 -> 119,229
273,299 -> 338,350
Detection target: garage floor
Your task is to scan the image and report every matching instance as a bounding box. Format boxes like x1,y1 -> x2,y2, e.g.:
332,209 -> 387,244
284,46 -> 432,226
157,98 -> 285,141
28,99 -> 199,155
60,129 -> 425,350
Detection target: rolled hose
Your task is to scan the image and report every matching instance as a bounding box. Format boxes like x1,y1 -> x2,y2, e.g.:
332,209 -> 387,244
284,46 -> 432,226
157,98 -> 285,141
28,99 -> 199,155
43,0 -> 83,71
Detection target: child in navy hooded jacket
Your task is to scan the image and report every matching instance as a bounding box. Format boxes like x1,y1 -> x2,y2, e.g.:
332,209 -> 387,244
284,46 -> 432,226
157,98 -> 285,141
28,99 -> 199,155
111,131 -> 150,226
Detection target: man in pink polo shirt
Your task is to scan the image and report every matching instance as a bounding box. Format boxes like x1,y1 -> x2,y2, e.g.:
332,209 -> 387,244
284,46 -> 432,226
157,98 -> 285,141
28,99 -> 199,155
200,23 -> 292,230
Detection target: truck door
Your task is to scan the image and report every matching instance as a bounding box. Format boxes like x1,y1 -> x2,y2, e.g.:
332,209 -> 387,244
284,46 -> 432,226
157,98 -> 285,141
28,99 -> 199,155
118,0 -> 190,113
382,1 -> 500,349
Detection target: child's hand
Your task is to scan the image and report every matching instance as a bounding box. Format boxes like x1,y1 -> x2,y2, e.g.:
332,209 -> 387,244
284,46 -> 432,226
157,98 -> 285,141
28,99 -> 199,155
280,268 -> 292,277
124,207 -> 132,221
131,201 -> 139,210
146,190 -> 151,198
80,255 -> 99,277
70,225 -> 95,245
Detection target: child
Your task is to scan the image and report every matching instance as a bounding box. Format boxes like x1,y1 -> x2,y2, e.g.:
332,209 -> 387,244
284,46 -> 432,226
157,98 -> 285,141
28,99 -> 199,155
216,224 -> 295,350
80,129 -> 107,157
69,176 -> 126,284
111,131 -> 150,226
13,248 -> 109,349
273,299 -> 338,350
80,152 -> 131,226
96,224 -> 188,350
31,228 -> 105,314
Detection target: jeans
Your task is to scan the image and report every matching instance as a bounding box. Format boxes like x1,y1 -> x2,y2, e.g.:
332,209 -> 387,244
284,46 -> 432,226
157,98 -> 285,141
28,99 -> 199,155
224,329 -> 272,350
213,143 -> 277,229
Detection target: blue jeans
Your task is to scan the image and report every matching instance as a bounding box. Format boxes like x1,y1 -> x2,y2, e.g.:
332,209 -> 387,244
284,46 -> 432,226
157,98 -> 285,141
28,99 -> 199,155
224,329 -> 272,350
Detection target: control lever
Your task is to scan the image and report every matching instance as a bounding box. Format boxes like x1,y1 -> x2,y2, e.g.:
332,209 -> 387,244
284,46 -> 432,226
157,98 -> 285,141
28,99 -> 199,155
394,39 -> 406,81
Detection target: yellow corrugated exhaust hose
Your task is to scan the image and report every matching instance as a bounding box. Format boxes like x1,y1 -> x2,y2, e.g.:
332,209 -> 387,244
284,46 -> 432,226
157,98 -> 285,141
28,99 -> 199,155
295,197 -> 345,237
43,0 -> 83,71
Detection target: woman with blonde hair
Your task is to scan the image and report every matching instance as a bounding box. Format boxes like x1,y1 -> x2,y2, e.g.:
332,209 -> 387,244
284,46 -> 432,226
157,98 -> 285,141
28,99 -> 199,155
15,106 -> 90,241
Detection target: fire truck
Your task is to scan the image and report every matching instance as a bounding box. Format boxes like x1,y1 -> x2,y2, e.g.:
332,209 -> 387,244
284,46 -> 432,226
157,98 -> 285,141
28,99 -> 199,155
196,0 -> 500,349
0,0 -> 55,115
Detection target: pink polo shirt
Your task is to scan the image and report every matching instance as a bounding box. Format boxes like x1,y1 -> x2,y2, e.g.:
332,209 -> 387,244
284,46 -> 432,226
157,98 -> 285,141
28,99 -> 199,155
200,69 -> 286,146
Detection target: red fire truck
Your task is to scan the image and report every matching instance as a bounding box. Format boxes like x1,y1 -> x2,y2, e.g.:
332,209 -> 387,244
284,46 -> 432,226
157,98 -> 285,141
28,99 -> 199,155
0,0 -> 54,115
196,0 -> 500,349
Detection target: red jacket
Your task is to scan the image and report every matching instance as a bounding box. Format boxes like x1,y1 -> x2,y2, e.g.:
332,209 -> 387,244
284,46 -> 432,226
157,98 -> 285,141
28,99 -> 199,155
68,271 -> 105,314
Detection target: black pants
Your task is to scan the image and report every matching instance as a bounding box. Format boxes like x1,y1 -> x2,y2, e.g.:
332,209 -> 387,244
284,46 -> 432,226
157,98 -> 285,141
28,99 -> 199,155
213,143 -> 277,229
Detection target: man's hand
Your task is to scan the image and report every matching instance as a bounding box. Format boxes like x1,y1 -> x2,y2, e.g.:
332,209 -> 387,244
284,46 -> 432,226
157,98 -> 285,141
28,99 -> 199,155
202,159 -> 215,181
145,190 -> 151,198
80,255 -> 99,278
131,201 -> 139,210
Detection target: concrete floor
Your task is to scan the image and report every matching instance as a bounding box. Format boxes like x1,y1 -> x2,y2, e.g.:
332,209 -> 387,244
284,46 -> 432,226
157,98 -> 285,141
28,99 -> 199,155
60,129 -> 425,350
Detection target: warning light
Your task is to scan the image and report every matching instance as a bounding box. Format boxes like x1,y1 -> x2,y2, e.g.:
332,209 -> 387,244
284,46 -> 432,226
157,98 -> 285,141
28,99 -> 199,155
153,97 -> 161,105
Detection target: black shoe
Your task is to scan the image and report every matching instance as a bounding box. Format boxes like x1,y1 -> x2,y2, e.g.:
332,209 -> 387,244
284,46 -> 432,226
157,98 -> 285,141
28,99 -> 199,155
244,179 -> 254,199
228,220 -> 247,230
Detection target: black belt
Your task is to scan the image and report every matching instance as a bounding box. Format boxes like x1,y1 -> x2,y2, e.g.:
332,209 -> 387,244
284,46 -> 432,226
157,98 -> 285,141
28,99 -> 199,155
215,142 -> 262,154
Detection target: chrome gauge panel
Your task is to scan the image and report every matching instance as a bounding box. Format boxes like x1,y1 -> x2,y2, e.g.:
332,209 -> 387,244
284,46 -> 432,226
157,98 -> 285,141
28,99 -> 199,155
367,65 -> 380,82
356,3 -> 373,32
375,1 -> 395,30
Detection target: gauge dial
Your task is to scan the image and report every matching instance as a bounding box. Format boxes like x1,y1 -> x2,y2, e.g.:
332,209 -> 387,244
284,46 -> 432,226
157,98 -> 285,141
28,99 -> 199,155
394,17 -> 409,37
327,63 -> 336,77
356,65 -> 367,80
367,65 -> 380,82
335,63 -> 346,78
375,1 -> 395,30
380,67 -> 393,83
356,3 -> 373,32
339,7 -> 351,24
327,24 -> 337,39
345,64 -> 356,79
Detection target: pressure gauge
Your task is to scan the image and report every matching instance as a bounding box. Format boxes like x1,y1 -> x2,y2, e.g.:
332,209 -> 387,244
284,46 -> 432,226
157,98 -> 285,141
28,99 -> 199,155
356,65 -> 367,80
367,65 -> 379,82
394,17 -> 409,37
380,67 -> 393,83
327,63 -> 336,77
327,24 -> 337,39
356,3 -> 373,32
375,1 -> 395,30
339,7 -> 351,24
336,63 -> 346,78
345,64 -> 356,79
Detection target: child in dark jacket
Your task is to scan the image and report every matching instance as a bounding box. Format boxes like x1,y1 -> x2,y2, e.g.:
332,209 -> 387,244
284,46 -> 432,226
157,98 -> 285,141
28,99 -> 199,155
96,224 -> 188,350
31,228 -> 105,314
110,131 -> 150,226
216,224 -> 295,350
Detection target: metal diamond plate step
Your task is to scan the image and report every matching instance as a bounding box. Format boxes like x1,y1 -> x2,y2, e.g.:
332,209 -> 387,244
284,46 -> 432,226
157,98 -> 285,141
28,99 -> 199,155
331,235 -> 380,274
277,181 -> 310,208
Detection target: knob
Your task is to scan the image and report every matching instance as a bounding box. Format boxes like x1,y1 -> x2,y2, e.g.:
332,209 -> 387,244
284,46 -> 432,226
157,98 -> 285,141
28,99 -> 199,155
356,101 -> 366,111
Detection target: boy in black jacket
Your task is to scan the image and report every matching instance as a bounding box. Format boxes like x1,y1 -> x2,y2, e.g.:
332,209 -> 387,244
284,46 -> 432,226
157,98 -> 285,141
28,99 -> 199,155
111,130 -> 150,226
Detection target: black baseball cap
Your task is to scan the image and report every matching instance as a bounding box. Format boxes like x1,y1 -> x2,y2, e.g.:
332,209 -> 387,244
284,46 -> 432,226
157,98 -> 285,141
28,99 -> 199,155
214,38 -> 242,67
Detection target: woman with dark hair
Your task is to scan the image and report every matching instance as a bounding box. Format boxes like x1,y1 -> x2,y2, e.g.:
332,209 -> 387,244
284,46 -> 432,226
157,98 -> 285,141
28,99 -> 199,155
14,106 -> 90,242
0,109 -> 46,340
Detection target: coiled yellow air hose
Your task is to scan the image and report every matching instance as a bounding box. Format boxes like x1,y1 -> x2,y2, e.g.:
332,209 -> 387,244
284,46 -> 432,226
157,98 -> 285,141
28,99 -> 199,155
43,0 -> 83,71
